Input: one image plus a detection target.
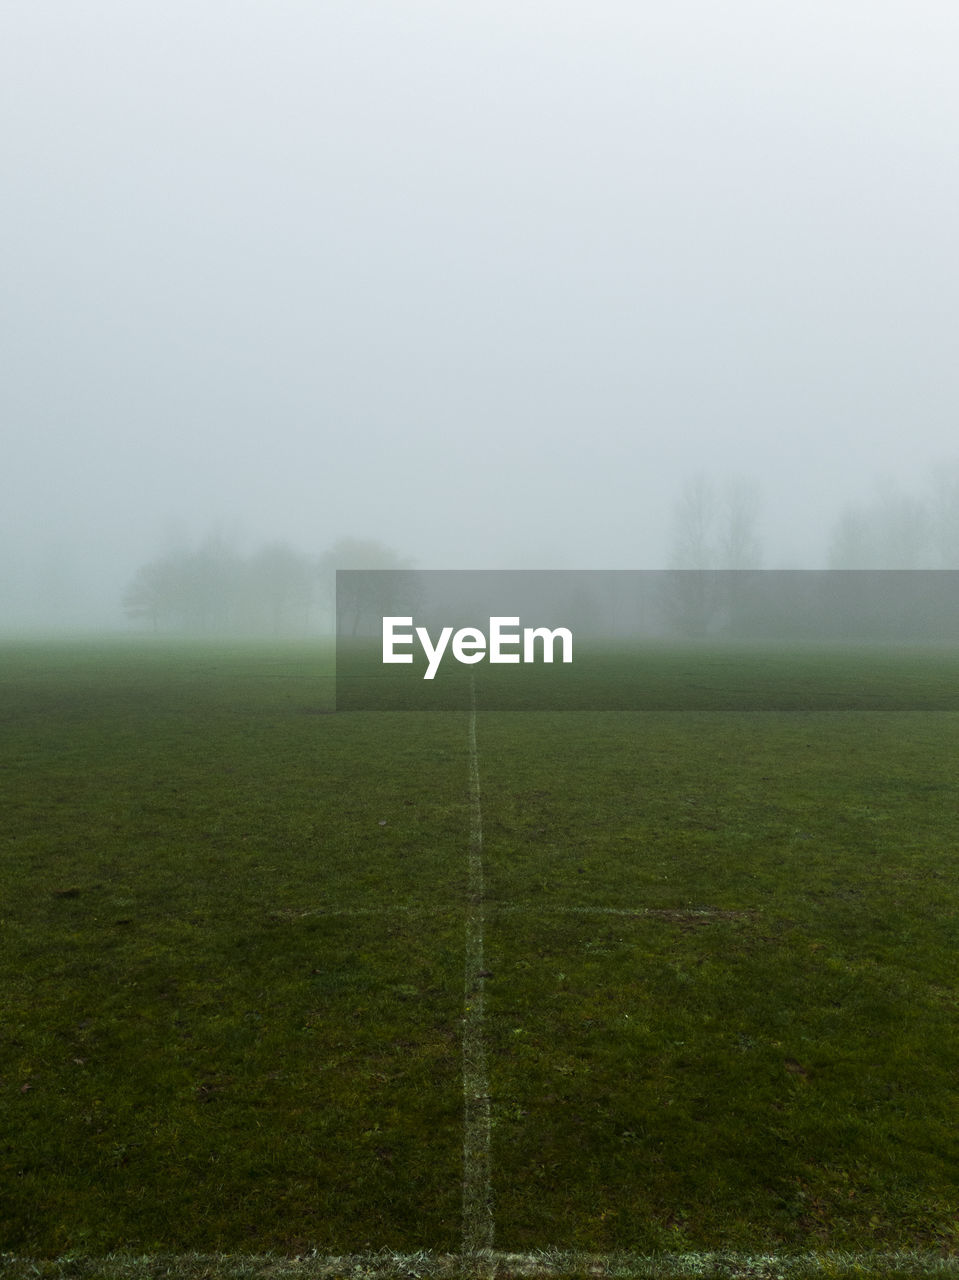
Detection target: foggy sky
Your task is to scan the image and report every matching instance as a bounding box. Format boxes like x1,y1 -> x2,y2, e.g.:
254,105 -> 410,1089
3,1 -> 959,626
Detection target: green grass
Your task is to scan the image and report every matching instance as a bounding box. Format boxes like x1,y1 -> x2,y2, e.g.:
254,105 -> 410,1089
337,637 -> 959,710
478,710 -> 959,1253
0,641 -> 465,1254
1,639 -> 958,1274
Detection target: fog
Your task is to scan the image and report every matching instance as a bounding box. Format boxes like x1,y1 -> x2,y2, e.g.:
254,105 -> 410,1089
3,1 -> 959,629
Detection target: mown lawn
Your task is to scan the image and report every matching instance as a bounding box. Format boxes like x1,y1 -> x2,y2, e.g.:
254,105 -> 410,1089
478,709 -> 959,1251
0,641 -> 465,1253
1,640 -> 958,1271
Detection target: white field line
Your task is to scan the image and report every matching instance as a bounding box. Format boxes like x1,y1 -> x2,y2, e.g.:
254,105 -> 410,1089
462,680 -> 494,1260
272,906 -> 754,920
270,904 -> 444,919
490,906 -> 755,919
5,1251 -> 959,1277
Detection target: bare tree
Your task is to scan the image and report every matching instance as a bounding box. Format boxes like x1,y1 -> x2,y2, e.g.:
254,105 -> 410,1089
246,542 -> 315,634
668,475 -> 718,570
719,477 -> 762,570
668,475 -> 762,570
930,463 -> 959,567
122,557 -> 180,630
827,489 -> 932,569
317,537 -> 416,636
827,507 -> 872,569
664,475 -> 762,636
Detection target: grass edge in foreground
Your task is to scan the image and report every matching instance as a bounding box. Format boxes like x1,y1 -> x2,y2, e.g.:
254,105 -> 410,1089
3,1248 -> 959,1279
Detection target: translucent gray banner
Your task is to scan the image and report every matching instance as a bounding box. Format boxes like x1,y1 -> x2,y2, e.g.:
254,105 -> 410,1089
335,570 -> 959,710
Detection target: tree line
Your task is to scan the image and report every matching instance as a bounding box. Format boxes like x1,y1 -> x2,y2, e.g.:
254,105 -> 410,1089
667,468 -> 959,571
123,466 -> 959,634
662,469 -> 959,639
826,465 -> 959,568
121,536 -> 408,635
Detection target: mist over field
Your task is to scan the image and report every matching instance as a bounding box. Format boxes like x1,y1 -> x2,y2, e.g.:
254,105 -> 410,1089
5,7 -> 959,1259
3,1 -> 959,630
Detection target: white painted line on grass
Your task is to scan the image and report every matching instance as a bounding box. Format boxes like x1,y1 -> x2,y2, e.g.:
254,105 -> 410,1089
491,905 -> 756,919
270,906 -> 754,923
462,677 -> 494,1261
270,904 -> 445,919
272,905 -> 753,921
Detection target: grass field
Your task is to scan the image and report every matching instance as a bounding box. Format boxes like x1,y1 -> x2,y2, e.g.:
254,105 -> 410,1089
1,638 -> 958,1279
